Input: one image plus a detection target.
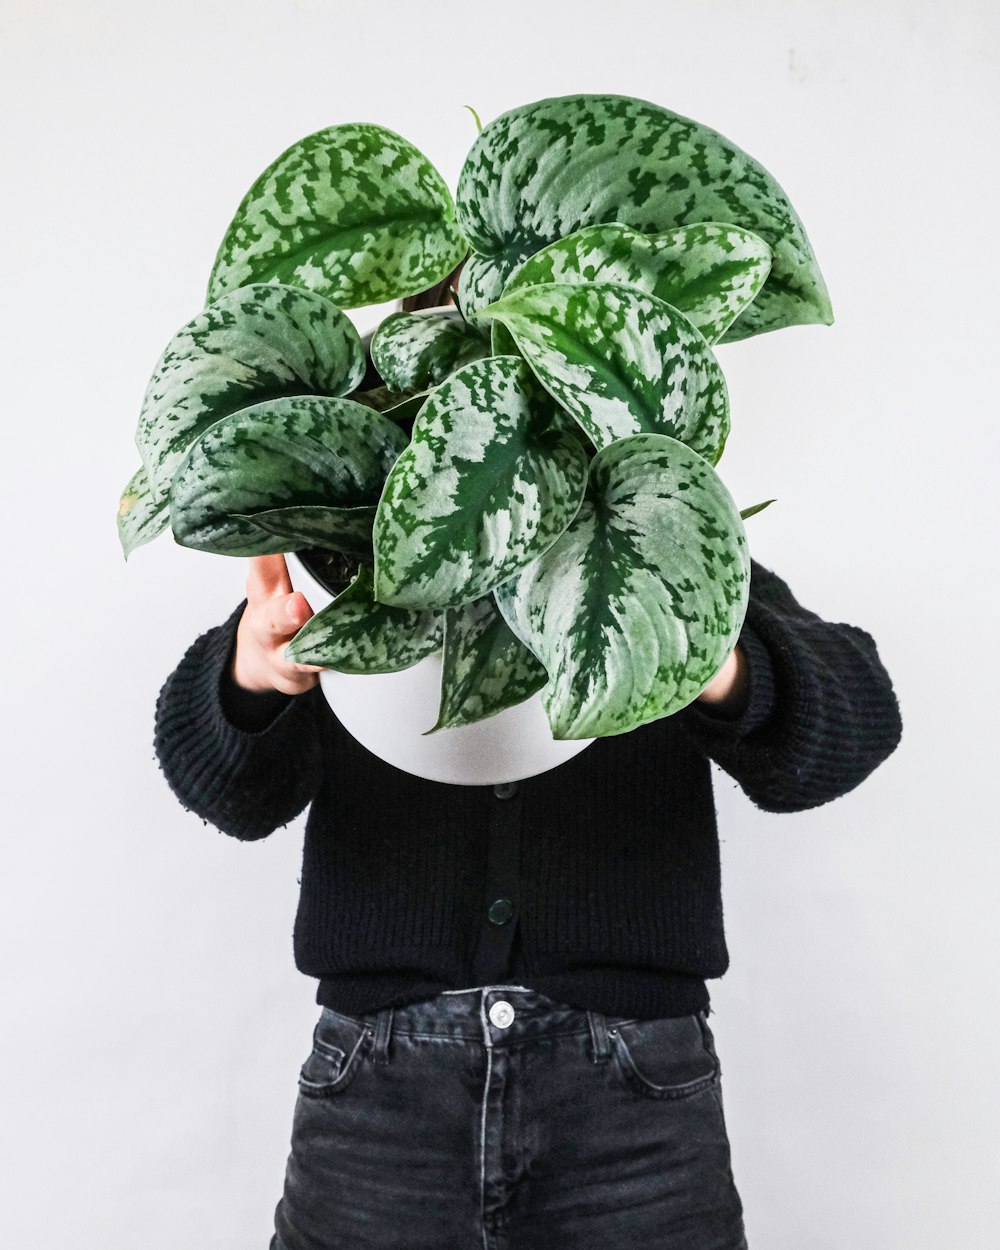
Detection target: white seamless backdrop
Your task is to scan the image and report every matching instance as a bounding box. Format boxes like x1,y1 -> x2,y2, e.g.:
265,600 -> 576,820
2,1 -> 996,1246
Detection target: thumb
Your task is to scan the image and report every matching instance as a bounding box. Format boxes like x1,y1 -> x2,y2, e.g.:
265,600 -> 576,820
285,590 -> 313,627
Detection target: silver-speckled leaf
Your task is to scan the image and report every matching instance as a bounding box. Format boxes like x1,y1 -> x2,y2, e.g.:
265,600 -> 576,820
489,322 -> 522,359
206,123 -> 469,309
117,464 -> 168,558
459,247 -> 530,324
474,282 -> 729,464
456,93 -> 832,339
372,355 -> 590,609
231,504 -> 376,556
284,564 -> 443,673
424,595 -> 549,732
136,284 -> 365,506
169,395 -> 408,556
501,222 -> 773,345
370,308 -> 490,391
492,432 -> 749,740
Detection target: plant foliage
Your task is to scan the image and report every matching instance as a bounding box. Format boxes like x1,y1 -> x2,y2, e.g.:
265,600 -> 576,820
121,93 -> 829,739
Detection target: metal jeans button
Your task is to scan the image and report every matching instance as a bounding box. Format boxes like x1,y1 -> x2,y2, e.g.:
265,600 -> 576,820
493,781 -> 518,799
488,1000 -> 515,1028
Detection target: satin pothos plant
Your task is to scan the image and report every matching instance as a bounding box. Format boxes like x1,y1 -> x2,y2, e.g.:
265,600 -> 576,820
119,93 -> 832,740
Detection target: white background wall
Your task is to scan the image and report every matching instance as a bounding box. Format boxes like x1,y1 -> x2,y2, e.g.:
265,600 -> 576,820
2,0 -> 996,1245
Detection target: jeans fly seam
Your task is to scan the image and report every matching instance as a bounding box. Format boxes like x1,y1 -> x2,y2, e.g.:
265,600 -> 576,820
478,990 -> 494,1248
479,1045 -> 492,1248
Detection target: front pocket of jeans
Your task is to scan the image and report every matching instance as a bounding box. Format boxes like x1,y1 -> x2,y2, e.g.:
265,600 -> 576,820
297,1010 -> 371,1099
609,1011 -> 720,1100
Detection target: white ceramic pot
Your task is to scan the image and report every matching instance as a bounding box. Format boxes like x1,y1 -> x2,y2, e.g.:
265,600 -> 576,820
285,552 -> 597,787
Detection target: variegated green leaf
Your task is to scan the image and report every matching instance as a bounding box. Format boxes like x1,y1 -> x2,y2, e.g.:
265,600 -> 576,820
474,283 -> 729,464
169,395 -> 408,556
460,250 -> 523,325
117,464 -> 168,558
501,222 -> 772,345
206,123 -> 469,309
740,498 -> 775,520
456,93 -> 832,339
284,564 -> 443,673
490,322 -> 522,358
492,432 -> 750,740
137,284 -> 365,506
424,595 -> 549,733
370,308 -> 490,391
231,504 -> 376,557
372,355 -> 590,610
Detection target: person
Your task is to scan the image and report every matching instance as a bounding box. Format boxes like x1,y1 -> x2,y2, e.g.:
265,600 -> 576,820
153,264 -> 903,1250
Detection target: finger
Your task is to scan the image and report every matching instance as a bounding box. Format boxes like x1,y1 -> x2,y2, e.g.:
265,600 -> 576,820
259,588 -> 315,645
246,553 -> 292,602
283,654 -> 326,673
277,632 -> 326,675
282,588 -> 315,629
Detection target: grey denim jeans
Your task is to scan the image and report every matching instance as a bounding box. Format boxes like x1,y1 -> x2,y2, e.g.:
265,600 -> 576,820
269,984 -> 748,1249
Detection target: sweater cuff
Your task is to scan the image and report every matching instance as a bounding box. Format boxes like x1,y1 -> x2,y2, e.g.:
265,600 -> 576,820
218,616 -> 296,733
681,618 -> 778,739
191,600 -> 312,745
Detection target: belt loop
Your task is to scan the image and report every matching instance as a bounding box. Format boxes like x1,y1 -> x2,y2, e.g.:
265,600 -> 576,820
587,1010 -> 611,1063
372,1006 -> 393,1065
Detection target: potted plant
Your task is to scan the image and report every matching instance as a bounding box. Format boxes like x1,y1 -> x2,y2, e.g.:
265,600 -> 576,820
119,92 -> 831,785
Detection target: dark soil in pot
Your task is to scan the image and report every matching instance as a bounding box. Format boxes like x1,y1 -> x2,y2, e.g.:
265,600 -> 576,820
295,547 -> 363,598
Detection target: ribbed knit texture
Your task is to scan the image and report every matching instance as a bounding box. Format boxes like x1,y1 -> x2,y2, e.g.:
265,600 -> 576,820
153,559 -> 903,1020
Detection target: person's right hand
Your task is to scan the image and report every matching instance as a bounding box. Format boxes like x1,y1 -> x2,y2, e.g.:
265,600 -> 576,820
230,554 -> 327,695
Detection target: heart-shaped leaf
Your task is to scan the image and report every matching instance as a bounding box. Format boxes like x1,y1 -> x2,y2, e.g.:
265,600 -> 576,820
424,594 -> 549,733
206,123 -> 469,309
169,395 -> 408,556
370,308 -> 490,391
501,222 -> 773,345
117,464 -> 168,559
456,93 -> 832,339
474,282 -> 729,464
284,564 -> 443,673
492,432 -> 750,739
136,283 -> 365,505
372,355 -> 590,609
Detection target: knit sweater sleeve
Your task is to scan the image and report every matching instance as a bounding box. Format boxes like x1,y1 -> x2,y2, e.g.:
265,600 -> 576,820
675,559 -> 903,813
153,599 -> 329,841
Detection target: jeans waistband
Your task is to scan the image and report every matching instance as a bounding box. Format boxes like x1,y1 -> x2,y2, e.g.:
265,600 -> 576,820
346,985 -> 647,1063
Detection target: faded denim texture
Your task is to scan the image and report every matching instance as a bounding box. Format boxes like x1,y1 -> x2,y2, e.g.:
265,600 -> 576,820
269,985 -> 748,1249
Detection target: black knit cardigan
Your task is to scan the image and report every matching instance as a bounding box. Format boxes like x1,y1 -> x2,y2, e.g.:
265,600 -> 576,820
153,559 -> 902,1020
